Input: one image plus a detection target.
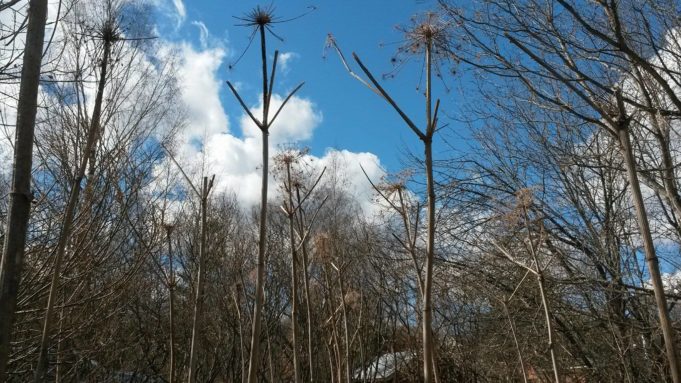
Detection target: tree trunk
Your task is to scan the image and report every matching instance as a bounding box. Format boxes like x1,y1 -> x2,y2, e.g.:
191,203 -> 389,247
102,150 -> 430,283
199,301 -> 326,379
300,232 -> 315,382
617,125 -> 681,383
503,301 -> 528,383
166,226 -> 176,383
233,287 -> 246,383
0,0 -> 49,379
536,272 -> 560,383
294,184 -> 316,382
337,267 -> 351,383
286,162 -> 302,383
188,176 -> 210,383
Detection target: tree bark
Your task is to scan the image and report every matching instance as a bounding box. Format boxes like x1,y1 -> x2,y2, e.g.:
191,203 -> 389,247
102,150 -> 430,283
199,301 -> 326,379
188,176 -> 211,383
337,267 -> 351,383
502,301 -> 528,383
285,162 -> 302,383
617,124 -> 681,383
166,226 -> 176,383
0,0 -> 48,379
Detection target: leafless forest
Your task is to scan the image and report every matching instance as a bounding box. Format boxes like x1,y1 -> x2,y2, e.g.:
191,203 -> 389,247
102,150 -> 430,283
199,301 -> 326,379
2,0 -> 681,382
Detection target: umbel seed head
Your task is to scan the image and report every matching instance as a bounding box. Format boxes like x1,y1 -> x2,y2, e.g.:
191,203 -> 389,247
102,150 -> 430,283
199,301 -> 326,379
253,7 -> 272,26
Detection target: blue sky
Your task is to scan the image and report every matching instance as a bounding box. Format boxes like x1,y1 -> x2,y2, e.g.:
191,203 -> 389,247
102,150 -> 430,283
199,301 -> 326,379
154,0 -> 463,175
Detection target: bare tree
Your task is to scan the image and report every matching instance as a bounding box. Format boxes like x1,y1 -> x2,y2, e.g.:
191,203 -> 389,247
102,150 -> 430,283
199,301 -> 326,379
33,5 -> 119,379
443,0 -> 681,379
492,190 -> 561,383
274,147 -> 326,383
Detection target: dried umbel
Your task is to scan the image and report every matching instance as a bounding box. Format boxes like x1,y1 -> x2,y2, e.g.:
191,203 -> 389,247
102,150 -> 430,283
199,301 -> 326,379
386,11 -> 460,82
495,188 -> 533,232
273,146 -> 313,196
230,5 -> 316,68
400,13 -> 452,55
514,188 -> 534,210
343,290 -> 361,310
313,233 -> 332,264
235,5 -> 278,29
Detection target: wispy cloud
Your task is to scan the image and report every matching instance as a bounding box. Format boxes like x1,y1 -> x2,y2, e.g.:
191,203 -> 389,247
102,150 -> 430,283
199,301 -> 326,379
172,0 -> 186,26
191,21 -> 209,49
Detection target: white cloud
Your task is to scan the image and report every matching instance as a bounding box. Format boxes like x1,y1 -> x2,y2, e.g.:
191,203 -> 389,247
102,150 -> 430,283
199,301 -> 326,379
165,41 -> 386,211
172,0 -> 186,26
313,149 -> 386,215
240,93 -> 323,145
278,52 -> 298,73
191,21 -> 209,49
0,0 -> 387,214
175,43 -> 228,140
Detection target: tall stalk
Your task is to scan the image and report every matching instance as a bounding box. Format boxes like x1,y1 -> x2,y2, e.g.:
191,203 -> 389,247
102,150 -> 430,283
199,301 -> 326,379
422,37 -> 437,383
0,0 -> 49,379
227,8 -> 304,382
328,15 -> 443,381
246,24 -> 271,383
502,301 -> 528,383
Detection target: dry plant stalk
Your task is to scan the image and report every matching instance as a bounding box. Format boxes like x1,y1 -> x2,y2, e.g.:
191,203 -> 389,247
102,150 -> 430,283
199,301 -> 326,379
327,12 -> 454,382
227,6 -> 305,383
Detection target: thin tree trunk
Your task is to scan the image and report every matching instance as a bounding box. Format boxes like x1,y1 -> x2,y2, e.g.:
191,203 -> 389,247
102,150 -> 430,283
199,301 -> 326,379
266,323 -> 276,383
524,208 -> 560,383
324,265 -> 342,383
166,226 -> 176,383
285,162 -> 302,383
293,184 -> 316,383
55,297 -> 65,383
326,344 -> 336,383
502,301 -> 528,383
617,124 -> 681,383
234,287 -> 246,383
336,267 -> 351,383
188,176 -> 211,383
301,238 -> 314,383
34,35 -> 112,383
536,273 -> 560,383
0,0 -> 49,379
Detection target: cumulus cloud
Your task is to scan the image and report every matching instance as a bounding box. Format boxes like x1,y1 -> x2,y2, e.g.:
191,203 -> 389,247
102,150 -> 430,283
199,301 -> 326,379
312,149 -> 386,214
0,1 -> 387,214
165,37 -> 386,211
278,52 -> 298,73
175,43 -> 228,140
240,93 -> 323,145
